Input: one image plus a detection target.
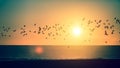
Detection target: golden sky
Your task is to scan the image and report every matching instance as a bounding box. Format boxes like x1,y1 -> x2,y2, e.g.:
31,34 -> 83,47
0,0 -> 120,45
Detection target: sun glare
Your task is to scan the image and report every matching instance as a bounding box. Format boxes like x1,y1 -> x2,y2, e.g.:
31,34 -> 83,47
72,26 -> 82,36
35,47 -> 43,54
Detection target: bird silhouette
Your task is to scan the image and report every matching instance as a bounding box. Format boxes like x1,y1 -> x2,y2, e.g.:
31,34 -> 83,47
105,30 -> 108,36
104,26 -> 109,29
111,30 -> 115,34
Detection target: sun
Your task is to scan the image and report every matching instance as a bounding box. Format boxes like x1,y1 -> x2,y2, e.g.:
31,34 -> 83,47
72,26 -> 82,36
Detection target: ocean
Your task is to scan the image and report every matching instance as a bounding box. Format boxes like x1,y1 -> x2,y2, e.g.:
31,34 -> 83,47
0,45 -> 120,68
0,45 -> 120,60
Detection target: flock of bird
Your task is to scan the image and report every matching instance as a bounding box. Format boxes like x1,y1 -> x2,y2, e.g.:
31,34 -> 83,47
0,23 -> 70,40
82,17 -> 120,44
0,17 -> 120,44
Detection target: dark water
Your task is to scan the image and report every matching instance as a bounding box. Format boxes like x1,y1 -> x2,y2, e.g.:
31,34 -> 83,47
0,45 -> 120,68
0,45 -> 120,60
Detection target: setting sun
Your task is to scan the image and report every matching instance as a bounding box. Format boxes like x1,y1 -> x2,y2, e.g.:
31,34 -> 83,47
72,26 -> 82,37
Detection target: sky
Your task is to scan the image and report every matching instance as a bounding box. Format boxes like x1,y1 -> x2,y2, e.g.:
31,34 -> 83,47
0,0 -> 120,45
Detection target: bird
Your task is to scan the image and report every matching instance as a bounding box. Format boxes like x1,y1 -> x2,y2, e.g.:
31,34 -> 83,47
90,28 -> 95,32
99,20 -> 102,23
106,19 -> 109,22
29,30 -> 31,32
111,30 -> 115,34
56,32 -> 58,36
8,35 -> 11,37
23,34 -> 27,36
105,30 -> 108,36
110,25 -> 114,29
104,26 -> 109,29
33,31 -> 36,33
94,20 -> 97,22
115,18 -> 120,24
67,46 -> 70,48
105,41 -> 108,44
23,25 -> 26,27
96,25 -> 101,28
42,31 -> 45,34
103,23 -> 106,25
47,27 -> 51,30
38,31 -> 40,34
45,37 -> 47,39
34,24 -> 36,26
13,30 -> 16,32
38,27 -> 41,31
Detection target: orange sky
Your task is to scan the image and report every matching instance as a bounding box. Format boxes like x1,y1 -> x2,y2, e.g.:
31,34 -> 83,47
0,1 -> 120,45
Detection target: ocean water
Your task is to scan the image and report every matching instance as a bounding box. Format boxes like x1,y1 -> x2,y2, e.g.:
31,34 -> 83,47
0,45 -> 120,60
